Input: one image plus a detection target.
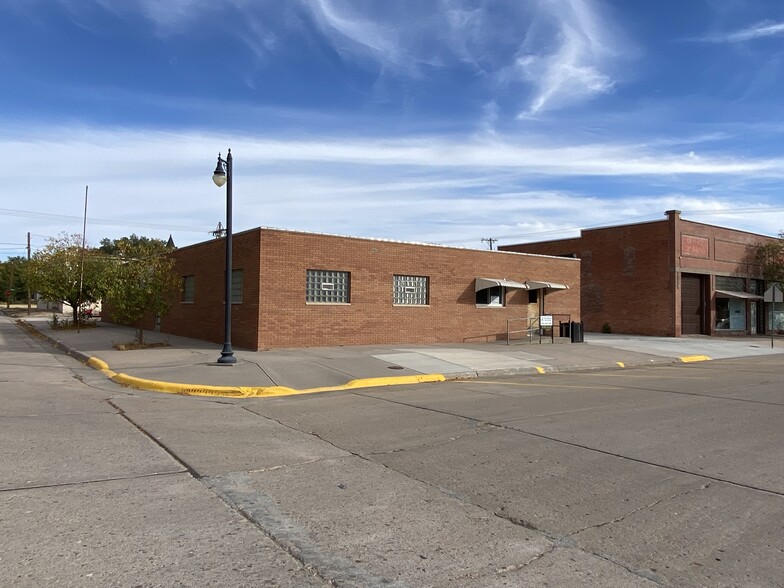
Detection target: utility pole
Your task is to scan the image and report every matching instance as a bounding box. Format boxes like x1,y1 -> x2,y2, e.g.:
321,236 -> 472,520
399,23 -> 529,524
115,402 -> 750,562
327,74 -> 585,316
481,237 -> 498,251
27,232 -> 31,315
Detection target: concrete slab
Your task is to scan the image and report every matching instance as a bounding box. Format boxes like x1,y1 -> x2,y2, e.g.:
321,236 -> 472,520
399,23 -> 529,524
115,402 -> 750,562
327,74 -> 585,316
110,391 -> 244,413
573,481 -> 784,588
0,412 -> 183,489
505,394 -> 784,493
586,333 -> 784,360
372,352 -> 474,375
209,456 -> 552,587
124,405 -> 349,476
376,427 -> 706,537
558,361 -> 784,404
494,547 -> 658,587
0,382 -> 115,417
0,473 -> 323,587
359,378 -> 679,424
246,392 -> 486,455
377,348 -> 552,373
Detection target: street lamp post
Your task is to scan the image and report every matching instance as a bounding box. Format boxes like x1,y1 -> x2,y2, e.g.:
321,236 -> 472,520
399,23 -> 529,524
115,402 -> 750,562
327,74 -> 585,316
212,149 -> 237,364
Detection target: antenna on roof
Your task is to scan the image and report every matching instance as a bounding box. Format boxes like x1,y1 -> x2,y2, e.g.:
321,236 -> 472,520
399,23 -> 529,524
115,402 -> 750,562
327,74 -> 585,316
481,237 -> 498,250
211,222 -> 226,239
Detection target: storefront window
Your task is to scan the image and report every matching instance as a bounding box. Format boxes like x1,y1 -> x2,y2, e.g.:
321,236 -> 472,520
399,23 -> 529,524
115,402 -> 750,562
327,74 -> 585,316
716,298 -> 745,330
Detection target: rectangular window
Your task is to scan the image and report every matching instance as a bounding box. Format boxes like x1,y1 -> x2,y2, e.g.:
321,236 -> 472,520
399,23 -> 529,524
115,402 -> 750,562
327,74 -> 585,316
393,275 -> 429,305
716,275 -> 745,292
528,289 -> 538,304
306,269 -> 350,303
182,275 -> 195,303
476,286 -> 504,307
231,269 -> 243,304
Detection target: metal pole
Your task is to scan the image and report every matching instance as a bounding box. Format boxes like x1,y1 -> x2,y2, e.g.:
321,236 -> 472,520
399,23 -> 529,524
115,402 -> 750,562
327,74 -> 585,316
77,186 -> 88,333
218,150 -> 236,364
27,232 -> 31,315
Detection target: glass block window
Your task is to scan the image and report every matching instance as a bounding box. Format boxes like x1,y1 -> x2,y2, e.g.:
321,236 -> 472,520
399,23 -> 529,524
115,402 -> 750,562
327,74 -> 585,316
306,269 -> 350,303
393,275 -> 429,305
231,269 -> 243,304
715,275 -> 745,292
182,275 -> 195,303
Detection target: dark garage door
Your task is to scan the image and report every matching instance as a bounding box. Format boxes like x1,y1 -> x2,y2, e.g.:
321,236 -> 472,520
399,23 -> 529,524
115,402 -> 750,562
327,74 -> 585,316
681,274 -> 704,335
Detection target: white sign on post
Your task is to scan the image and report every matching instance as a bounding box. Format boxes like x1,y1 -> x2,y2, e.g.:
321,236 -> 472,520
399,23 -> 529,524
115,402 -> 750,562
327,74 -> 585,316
540,315 -> 553,327
764,285 -> 784,303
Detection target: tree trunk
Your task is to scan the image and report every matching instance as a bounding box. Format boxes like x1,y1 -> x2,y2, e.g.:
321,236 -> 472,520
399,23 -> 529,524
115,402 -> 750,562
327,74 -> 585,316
137,319 -> 144,345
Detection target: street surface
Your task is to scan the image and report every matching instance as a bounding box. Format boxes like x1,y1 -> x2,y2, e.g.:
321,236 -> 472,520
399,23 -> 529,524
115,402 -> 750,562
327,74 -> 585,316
1,317 -> 783,586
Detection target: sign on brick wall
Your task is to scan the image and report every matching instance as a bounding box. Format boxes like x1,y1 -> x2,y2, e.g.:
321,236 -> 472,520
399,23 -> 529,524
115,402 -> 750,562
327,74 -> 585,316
681,235 -> 709,258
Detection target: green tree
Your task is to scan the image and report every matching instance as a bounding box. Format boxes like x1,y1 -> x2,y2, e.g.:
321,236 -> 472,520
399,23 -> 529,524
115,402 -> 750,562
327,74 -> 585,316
1,256 -> 30,304
756,231 -> 784,287
27,234 -> 109,322
103,236 -> 180,344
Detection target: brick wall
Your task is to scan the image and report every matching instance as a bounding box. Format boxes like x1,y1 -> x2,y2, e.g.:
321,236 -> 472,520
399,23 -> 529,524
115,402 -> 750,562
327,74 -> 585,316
502,213 -> 778,337
502,222 -> 672,335
161,229 -> 262,350
160,228 -> 580,350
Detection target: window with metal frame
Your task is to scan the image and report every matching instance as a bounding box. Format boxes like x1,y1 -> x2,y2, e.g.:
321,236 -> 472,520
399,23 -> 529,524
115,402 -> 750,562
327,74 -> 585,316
306,269 -> 350,303
182,275 -> 195,303
231,269 -> 243,304
393,275 -> 429,305
476,285 -> 504,306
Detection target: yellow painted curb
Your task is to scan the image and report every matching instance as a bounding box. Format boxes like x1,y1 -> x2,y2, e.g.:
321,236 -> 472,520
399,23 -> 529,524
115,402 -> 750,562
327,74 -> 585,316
535,366 -> 546,374
616,362 -> 625,368
86,356 -> 446,398
678,355 -> 712,363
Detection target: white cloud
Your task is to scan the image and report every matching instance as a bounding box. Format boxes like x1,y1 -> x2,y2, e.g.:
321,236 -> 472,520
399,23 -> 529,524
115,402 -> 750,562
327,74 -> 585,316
2,125 -> 783,262
695,20 -> 784,43
516,0 -> 624,116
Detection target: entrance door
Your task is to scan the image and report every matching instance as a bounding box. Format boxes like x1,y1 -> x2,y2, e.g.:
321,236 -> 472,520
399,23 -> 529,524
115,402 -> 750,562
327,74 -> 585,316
681,274 -> 705,334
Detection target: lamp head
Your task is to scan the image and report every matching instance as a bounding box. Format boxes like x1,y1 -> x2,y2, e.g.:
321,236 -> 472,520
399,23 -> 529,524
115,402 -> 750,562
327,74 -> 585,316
212,154 -> 227,187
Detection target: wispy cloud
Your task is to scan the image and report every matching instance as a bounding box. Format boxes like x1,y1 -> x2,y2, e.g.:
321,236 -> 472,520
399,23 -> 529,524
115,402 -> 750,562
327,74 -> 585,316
515,0 -> 625,116
2,124 -> 783,256
693,20 -> 784,43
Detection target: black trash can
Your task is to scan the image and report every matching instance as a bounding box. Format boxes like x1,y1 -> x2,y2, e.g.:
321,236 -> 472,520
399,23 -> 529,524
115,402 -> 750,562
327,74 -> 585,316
570,321 -> 584,343
559,321 -> 571,338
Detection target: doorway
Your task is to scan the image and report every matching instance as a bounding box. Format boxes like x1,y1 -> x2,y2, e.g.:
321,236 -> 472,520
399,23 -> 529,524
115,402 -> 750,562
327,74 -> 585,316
681,274 -> 706,335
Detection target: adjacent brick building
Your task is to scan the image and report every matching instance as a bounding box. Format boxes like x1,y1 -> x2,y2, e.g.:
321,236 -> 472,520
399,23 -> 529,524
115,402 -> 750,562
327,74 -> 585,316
501,210 -> 780,337
152,228 -> 580,350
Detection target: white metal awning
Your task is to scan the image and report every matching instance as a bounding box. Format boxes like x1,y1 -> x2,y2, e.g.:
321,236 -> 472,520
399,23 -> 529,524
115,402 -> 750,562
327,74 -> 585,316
715,290 -> 763,300
525,280 -> 569,291
475,277 -> 528,292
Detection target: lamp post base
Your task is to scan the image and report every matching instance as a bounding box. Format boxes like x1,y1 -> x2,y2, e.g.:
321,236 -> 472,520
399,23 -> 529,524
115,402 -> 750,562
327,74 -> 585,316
217,344 -> 237,364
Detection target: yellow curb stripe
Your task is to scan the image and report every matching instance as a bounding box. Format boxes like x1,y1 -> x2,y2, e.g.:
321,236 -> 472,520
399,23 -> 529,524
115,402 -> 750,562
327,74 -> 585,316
678,355 -> 712,363
87,357 -> 110,371
86,355 -> 446,398
616,362 -> 625,368
535,366 -> 546,374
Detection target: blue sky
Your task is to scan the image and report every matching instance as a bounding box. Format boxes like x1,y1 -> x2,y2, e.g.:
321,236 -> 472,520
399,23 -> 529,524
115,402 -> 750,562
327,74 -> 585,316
3,0 -> 784,260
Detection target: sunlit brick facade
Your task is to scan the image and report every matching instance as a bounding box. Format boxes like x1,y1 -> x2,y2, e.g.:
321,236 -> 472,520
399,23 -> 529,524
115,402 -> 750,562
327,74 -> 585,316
501,211 -> 780,337
153,228 -> 580,350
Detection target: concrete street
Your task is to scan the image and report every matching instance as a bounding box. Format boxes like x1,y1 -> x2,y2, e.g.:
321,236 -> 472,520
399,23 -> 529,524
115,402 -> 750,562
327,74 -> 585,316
1,315 -> 783,586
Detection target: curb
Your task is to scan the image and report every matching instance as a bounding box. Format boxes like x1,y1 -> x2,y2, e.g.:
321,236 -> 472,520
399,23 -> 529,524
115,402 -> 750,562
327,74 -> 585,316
14,318 -> 712,399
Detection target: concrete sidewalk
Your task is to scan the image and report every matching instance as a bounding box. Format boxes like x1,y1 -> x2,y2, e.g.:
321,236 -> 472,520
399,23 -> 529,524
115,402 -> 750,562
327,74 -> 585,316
5,309 -> 784,397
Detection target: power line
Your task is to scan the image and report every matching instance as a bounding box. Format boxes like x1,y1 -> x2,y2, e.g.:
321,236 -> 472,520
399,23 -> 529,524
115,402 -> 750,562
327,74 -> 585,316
0,208 -> 209,233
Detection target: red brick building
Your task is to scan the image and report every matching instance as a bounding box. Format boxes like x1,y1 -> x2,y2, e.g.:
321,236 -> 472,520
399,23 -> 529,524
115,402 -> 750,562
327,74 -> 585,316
154,228 -> 579,350
501,210 -> 779,337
